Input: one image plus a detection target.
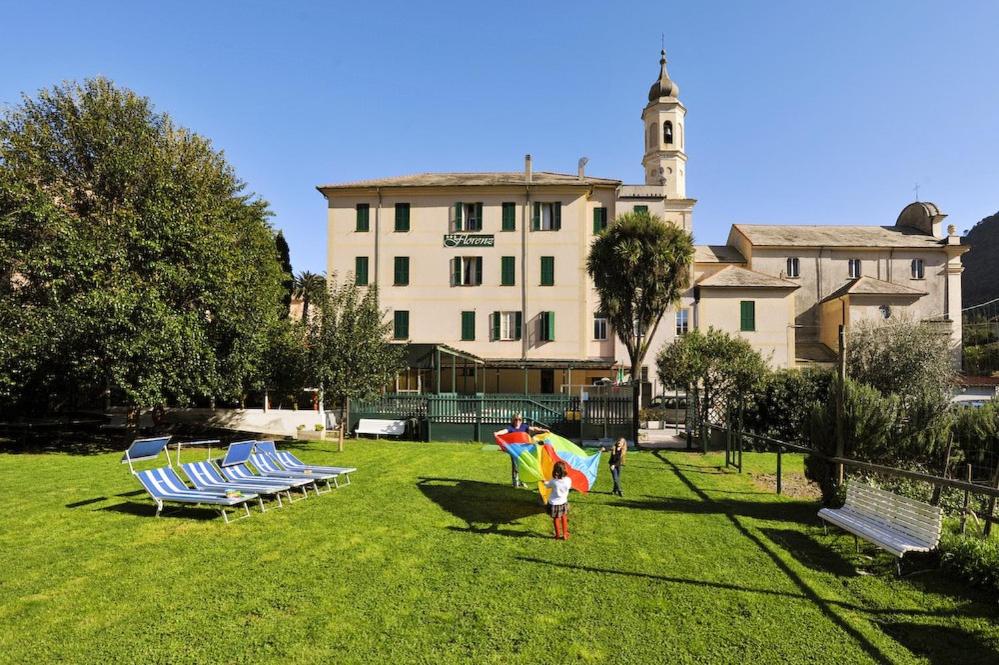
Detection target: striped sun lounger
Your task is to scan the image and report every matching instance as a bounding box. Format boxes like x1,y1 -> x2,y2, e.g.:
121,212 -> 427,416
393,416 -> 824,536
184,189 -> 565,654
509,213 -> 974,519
249,452 -> 336,494
134,467 -> 260,524
217,461 -> 315,498
181,461 -> 293,510
254,441 -> 355,486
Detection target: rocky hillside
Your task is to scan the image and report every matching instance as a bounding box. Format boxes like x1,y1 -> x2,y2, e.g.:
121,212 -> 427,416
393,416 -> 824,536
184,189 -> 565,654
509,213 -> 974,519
963,211 -> 999,308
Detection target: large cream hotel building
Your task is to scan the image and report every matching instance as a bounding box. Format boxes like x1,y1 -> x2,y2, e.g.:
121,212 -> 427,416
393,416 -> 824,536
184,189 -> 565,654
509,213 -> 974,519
319,50 -> 967,396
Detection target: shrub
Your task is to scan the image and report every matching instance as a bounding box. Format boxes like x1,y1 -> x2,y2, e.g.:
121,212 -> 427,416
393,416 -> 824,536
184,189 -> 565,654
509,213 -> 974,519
743,367 -> 833,445
939,529 -> 999,594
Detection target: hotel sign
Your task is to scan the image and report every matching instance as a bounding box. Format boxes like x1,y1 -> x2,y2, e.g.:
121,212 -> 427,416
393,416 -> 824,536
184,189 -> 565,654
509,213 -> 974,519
443,233 -> 495,248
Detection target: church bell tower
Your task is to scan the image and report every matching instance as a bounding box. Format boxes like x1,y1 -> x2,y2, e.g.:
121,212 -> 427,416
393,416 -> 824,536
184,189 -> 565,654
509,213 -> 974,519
642,48 -> 687,197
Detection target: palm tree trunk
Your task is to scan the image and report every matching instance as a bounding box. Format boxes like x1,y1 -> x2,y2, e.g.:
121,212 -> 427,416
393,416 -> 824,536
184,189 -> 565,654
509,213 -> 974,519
631,358 -> 642,449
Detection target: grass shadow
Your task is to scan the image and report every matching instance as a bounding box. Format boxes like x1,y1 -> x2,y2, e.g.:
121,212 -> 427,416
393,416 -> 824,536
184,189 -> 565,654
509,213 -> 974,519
417,477 -> 544,535
611,495 -> 819,525
99,501 -> 220,521
875,621 -> 999,665
760,527 -> 857,577
66,497 -> 108,509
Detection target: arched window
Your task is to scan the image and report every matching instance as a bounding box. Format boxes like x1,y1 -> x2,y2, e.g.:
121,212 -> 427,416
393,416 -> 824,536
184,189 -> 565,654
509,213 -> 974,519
663,120 -> 673,145
647,123 -> 659,148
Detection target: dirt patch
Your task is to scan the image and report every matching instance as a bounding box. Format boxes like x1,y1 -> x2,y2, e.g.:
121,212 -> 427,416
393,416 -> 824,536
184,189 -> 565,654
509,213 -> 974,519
750,471 -> 822,500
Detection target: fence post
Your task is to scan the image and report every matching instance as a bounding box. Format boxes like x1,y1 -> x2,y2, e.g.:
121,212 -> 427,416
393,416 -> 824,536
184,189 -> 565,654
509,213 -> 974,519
736,423 -> 743,473
776,444 -> 783,495
960,463 -> 972,534
931,433 -> 954,506
475,394 -> 482,442
985,465 -> 999,538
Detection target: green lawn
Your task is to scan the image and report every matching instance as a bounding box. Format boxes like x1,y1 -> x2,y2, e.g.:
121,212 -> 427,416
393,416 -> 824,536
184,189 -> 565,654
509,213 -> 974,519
1,441 -> 997,664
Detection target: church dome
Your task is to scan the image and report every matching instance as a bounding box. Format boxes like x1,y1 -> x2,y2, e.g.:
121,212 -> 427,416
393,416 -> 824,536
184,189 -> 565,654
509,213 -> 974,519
648,49 -> 679,101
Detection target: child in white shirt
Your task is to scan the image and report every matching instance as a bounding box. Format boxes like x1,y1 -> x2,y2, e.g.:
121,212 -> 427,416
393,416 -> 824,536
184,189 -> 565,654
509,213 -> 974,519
544,461 -> 573,540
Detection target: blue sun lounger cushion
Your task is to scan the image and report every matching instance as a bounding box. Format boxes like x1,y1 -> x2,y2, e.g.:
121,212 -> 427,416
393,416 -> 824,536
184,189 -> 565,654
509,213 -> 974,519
249,453 -> 336,493
134,467 -> 259,523
181,461 -> 293,509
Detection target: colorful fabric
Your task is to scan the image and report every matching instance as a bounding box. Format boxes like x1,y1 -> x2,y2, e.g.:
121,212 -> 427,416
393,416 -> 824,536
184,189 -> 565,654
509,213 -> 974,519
494,431 -> 601,503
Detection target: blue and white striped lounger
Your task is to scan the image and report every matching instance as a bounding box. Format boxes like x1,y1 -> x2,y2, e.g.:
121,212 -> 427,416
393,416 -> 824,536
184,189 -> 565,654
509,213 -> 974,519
217,461 -> 314,498
250,452 -> 336,494
181,461 -> 293,510
255,442 -> 356,486
134,467 -> 260,524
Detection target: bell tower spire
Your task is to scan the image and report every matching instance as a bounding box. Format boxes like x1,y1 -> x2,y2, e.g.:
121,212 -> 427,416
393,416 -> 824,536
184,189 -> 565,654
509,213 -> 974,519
642,47 -> 687,196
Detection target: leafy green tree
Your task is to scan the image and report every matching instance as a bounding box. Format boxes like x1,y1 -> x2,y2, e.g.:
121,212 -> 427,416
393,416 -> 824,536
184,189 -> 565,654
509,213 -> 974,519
304,277 -> 406,417
656,327 -> 769,426
586,211 -> 694,443
275,231 -> 294,318
0,77 -> 286,412
743,367 -> 833,444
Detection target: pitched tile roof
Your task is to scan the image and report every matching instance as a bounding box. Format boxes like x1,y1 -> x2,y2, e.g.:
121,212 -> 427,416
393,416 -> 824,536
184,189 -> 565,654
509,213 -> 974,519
694,245 -> 746,264
696,265 -> 799,289
821,276 -> 927,302
732,224 -> 946,248
317,171 -> 621,190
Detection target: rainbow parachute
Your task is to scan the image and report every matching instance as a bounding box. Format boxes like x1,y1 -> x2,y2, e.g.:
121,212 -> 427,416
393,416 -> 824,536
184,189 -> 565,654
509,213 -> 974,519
494,431 -> 601,502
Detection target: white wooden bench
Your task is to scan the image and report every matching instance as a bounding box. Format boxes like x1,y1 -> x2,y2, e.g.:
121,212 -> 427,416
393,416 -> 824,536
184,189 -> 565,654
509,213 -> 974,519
818,482 -> 942,572
355,418 -> 406,439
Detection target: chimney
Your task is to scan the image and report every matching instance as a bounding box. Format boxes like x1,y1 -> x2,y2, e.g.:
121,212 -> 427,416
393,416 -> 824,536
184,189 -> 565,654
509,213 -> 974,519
524,154 -> 532,183
577,157 -> 589,180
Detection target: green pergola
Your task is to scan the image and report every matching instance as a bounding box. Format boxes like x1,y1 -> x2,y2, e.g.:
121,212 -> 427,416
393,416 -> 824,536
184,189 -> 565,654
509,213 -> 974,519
402,343 -> 485,395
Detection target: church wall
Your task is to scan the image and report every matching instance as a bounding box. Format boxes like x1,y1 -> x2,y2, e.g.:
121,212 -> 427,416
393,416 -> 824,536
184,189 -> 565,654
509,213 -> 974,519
695,288 -> 795,368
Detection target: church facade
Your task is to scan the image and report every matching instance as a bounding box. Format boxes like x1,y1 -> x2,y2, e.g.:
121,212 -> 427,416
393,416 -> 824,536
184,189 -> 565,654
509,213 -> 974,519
319,50 -> 966,397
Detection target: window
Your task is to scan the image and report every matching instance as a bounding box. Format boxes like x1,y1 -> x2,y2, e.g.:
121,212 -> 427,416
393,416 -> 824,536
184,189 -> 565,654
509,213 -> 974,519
675,308 -> 689,335
634,205 -> 649,214
540,256 -> 554,286
500,256 -> 516,286
450,202 -> 482,232
911,258 -> 925,279
355,203 -> 369,232
664,120 -> 673,145
848,258 -> 862,279
786,257 -> 800,278
460,311 -> 475,341
531,202 -> 562,231
393,257 -> 409,286
740,301 -> 756,332
501,202 -> 516,231
393,310 -> 409,340
641,366 -> 649,382
539,311 -> 556,341
451,257 -> 482,286
354,256 -> 369,286
593,207 -> 608,234
593,315 -> 608,340
490,311 -> 522,341
394,202 -> 410,232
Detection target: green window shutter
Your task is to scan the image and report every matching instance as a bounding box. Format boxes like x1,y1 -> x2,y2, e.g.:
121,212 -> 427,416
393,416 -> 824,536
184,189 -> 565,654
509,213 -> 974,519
474,203 -> 483,231
531,202 -> 541,230
491,311 -> 500,341
395,203 -> 410,232
454,202 -> 463,231
394,257 -> 409,286
553,202 -> 562,230
740,301 -> 756,332
452,258 -> 462,286
593,207 -> 607,234
393,311 -> 409,339
502,202 -> 516,231
355,256 -> 368,286
474,257 -> 483,285
540,311 -> 555,341
356,203 -> 369,232
634,205 -> 649,214
514,311 -> 523,340
501,256 -> 515,286
540,256 -> 554,286
461,311 -> 475,341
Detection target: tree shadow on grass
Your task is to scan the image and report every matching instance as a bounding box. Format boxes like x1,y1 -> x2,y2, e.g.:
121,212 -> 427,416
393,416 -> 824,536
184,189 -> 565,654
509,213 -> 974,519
759,527 -> 857,577
611,495 -> 819,525
417,477 -> 546,538
874,622 -> 999,665
99,501 -> 221,521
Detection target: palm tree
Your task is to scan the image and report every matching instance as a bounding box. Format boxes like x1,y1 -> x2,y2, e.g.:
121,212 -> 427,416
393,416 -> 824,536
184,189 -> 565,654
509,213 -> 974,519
293,271 -> 327,323
586,211 -> 694,445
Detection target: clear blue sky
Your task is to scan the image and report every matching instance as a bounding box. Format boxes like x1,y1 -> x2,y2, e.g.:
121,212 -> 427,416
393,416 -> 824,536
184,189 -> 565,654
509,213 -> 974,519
3,1 -> 998,272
